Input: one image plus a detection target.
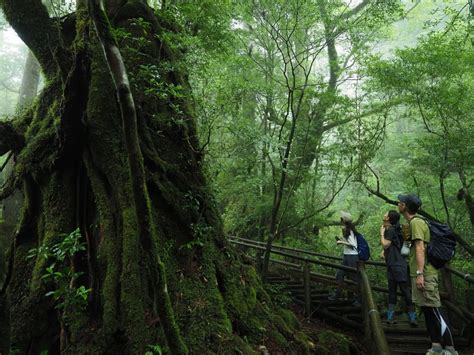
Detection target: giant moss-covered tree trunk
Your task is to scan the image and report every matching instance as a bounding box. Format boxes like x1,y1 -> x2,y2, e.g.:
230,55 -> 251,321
0,1 -> 314,354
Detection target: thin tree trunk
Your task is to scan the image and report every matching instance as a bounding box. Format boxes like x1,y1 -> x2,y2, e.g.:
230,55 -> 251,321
17,51 -> 40,110
2,51 -> 40,228
458,168 -> 474,227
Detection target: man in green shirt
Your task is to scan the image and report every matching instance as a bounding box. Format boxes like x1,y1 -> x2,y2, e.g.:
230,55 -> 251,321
398,194 -> 458,355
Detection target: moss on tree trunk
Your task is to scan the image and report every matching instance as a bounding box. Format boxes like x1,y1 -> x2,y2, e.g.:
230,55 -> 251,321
0,2 -> 316,354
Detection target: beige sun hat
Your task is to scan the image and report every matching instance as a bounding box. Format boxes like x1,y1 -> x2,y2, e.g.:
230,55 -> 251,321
340,211 -> 353,223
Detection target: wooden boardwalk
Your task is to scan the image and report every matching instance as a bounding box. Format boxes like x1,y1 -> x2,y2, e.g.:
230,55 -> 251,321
267,274 -> 472,354
231,237 -> 474,355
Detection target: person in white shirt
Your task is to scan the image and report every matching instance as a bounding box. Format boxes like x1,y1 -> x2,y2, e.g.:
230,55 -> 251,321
328,212 -> 360,305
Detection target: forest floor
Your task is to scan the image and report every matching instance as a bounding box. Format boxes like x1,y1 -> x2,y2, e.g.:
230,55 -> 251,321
290,305 -> 365,354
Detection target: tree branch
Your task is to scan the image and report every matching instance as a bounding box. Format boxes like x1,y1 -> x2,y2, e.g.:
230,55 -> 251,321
321,97 -> 403,133
340,0 -> 370,21
0,0 -> 68,79
0,79 -> 19,93
276,170 -> 354,236
362,169 -> 474,257
0,152 -> 12,173
0,121 -> 24,155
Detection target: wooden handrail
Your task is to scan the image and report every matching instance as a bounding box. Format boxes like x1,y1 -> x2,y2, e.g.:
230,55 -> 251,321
231,237 -> 472,282
357,262 -> 390,354
234,238 -> 473,351
230,237 -> 343,261
237,239 -> 451,300
443,299 -> 474,324
303,262 -> 311,316
232,239 -> 357,273
230,236 -> 386,266
445,266 -> 474,284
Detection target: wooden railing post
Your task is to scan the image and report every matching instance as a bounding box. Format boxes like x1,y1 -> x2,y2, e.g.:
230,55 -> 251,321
358,262 -> 371,350
256,250 -> 263,274
303,261 -> 311,317
357,261 -> 390,355
228,237 -> 474,349
441,268 -> 455,297
441,268 -> 458,327
466,287 -> 474,341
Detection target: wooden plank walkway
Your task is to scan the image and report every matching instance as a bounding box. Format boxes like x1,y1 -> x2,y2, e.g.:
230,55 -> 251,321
266,274 -> 473,355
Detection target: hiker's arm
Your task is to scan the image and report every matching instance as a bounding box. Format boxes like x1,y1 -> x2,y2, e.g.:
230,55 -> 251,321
414,239 -> 425,289
380,225 -> 392,249
336,240 -> 352,246
414,239 -> 425,270
348,233 -> 358,249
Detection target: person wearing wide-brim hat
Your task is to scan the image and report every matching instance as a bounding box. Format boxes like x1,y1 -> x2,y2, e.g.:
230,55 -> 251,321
328,212 -> 360,306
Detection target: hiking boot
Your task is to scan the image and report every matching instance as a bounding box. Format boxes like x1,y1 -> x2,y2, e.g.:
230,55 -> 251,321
408,311 -> 418,327
386,310 -> 396,324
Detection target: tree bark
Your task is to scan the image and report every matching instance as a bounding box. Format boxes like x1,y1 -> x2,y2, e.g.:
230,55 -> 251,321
89,1 -> 186,352
0,1 -> 314,354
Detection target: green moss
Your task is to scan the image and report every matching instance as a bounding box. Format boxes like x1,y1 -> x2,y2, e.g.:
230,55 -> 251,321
317,330 -> 351,355
31,171 -> 75,289
313,345 -> 330,354
279,309 -> 301,331
120,206 -> 149,353
174,268 -> 233,352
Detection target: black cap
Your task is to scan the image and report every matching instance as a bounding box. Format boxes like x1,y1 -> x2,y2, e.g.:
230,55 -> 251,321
398,194 -> 422,212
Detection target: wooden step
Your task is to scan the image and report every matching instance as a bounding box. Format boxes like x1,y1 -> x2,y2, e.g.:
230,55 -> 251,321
285,288 -> 330,294
389,344 -> 473,355
312,299 -> 356,307
386,335 -> 470,346
327,305 -> 361,314
287,290 -> 331,298
345,314 -> 362,322
280,282 -> 304,288
269,274 -> 474,355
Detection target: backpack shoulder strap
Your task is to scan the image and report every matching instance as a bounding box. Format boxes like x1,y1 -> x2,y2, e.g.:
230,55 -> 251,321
410,215 -> 429,226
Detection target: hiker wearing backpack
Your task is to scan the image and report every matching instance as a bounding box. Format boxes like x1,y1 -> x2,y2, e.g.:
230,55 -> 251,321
380,210 -> 417,326
398,194 -> 458,355
328,212 -> 362,306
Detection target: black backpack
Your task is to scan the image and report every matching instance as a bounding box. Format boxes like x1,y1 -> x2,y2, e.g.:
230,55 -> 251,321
412,216 -> 456,269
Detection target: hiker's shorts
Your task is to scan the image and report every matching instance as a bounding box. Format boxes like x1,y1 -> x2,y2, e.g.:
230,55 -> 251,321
411,273 -> 441,307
